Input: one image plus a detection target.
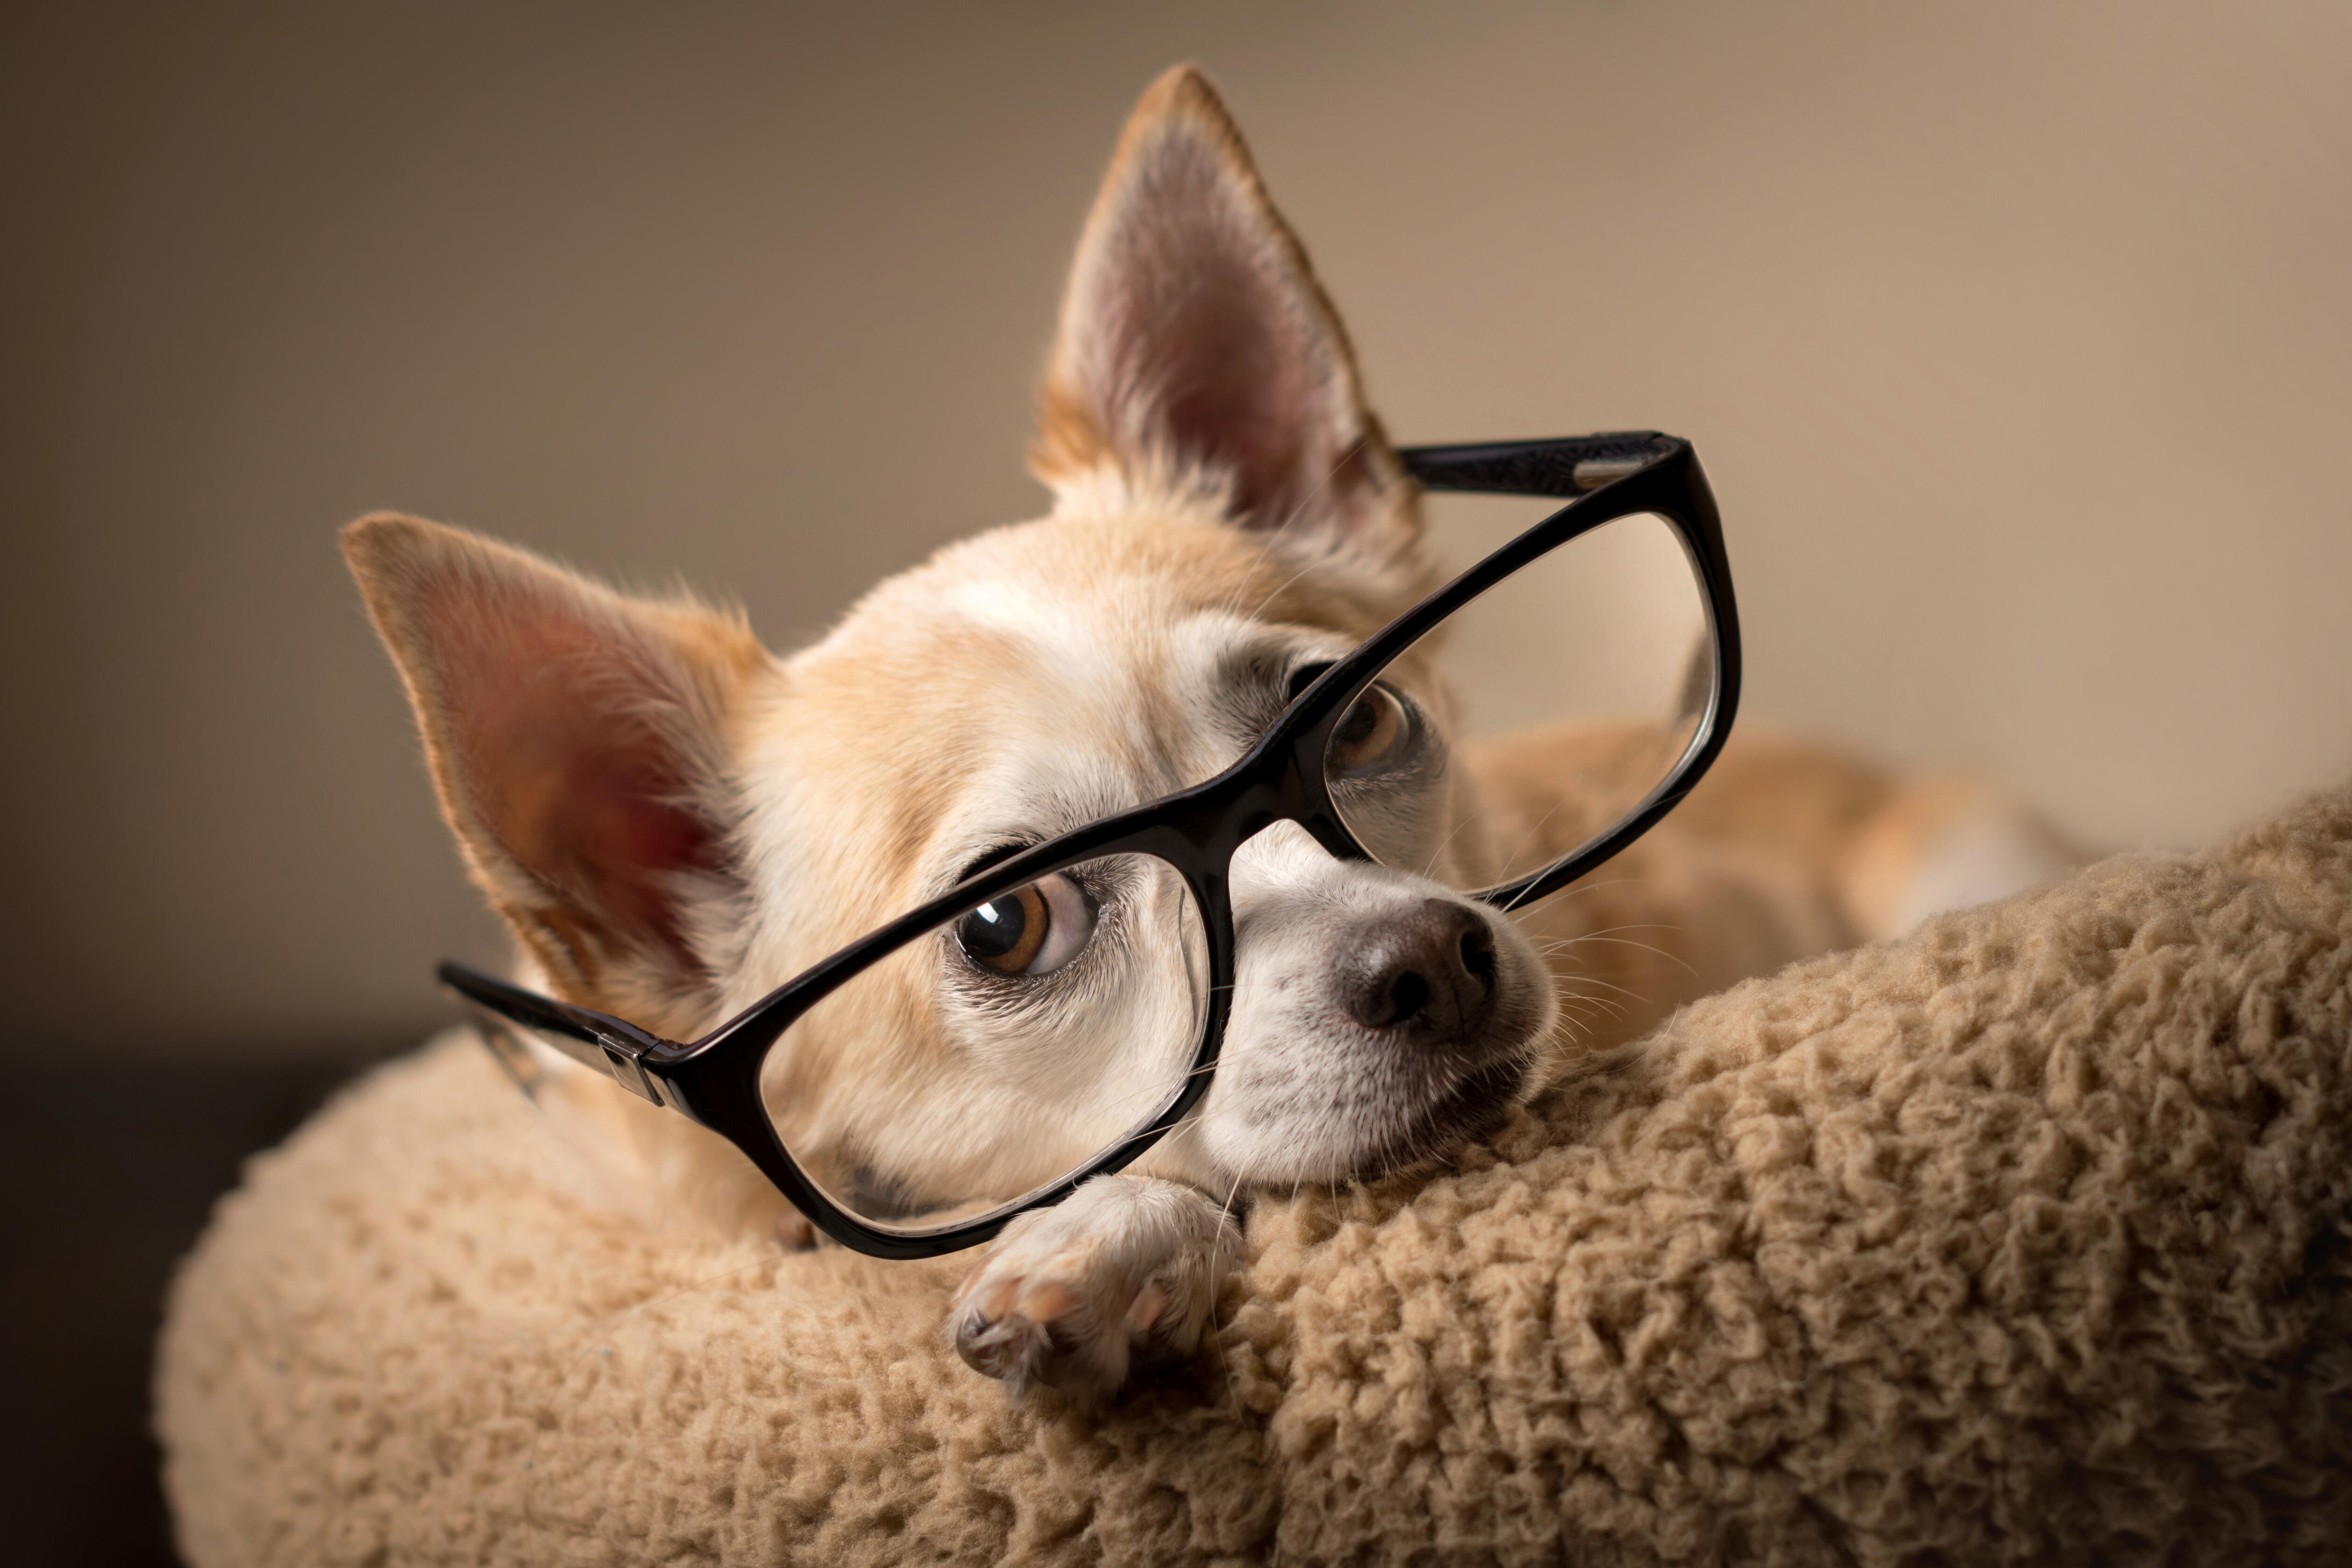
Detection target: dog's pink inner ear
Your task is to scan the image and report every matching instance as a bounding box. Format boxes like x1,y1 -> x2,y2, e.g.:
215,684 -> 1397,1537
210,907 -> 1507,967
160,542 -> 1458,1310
1085,152 -> 1338,527
426,587 -> 726,977
1043,69 -> 1394,539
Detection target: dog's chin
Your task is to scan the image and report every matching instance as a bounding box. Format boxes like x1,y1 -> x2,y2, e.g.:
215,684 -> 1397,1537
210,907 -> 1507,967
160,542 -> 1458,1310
1342,1050 -> 1537,1182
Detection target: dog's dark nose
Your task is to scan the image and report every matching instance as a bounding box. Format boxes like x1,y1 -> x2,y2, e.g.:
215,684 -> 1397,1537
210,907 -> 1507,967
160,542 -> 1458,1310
1341,898 -> 1498,1042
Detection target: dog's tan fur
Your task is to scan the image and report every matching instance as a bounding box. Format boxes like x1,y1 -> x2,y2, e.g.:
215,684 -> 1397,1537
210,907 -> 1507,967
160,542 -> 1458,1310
345,65 -> 2074,1403
1476,727 -> 2079,1055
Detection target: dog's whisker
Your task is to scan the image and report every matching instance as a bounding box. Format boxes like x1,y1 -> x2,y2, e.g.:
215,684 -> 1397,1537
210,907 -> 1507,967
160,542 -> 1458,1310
1491,796 -> 1577,896
1521,873 -> 1662,905
1527,949 -> 1652,1011
1551,989 -> 1630,1022
1526,944 -> 1662,1008
1549,934 -> 1698,976
1551,971 -> 1655,1004
1572,920 -> 1687,936
1555,981 -> 1637,1012
1416,797 -> 1510,882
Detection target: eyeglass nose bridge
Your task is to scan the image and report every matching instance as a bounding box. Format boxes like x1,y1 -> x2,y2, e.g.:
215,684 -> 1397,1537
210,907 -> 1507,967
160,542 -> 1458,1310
1163,738 -> 1370,882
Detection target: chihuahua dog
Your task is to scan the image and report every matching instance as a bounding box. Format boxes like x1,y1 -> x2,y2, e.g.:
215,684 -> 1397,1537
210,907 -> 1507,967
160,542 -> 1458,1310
345,66 -> 2073,1403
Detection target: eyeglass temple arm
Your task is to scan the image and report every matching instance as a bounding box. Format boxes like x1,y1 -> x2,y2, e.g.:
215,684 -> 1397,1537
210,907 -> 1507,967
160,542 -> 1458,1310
437,960 -> 675,1106
1397,432 -> 1676,498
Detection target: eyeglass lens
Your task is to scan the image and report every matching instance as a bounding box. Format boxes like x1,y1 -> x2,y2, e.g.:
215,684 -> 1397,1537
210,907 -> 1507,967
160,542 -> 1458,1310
1326,504 -> 1714,896
757,851 -> 1211,1232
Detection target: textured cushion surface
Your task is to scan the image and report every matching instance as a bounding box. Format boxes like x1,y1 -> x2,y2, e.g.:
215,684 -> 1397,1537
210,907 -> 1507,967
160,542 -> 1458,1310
157,787 -> 2352,1565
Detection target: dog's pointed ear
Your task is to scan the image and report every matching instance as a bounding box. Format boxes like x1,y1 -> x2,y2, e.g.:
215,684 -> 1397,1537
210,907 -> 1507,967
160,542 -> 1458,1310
1035,65 -> 1417,568
343,514 -> 767,1022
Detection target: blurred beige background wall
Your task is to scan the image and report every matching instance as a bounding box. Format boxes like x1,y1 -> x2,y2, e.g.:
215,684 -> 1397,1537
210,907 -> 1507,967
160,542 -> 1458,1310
4,0 -> 2347,1061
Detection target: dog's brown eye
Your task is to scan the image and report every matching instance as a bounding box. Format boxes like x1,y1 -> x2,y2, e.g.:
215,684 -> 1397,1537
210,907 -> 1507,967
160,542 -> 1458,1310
1328,684 -> 1409,775
954,873 -> 1095,977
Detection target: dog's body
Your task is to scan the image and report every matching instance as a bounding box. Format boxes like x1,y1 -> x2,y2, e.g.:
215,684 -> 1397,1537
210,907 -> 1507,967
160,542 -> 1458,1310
347,67 -> 2074,1404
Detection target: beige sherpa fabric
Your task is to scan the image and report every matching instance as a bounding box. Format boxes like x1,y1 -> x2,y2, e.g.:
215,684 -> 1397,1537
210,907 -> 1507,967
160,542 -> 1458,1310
157,786 -> 2352,1566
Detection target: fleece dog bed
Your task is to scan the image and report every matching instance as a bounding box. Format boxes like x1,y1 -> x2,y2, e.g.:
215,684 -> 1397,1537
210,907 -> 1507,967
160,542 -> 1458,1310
156,784 -> 2352,1566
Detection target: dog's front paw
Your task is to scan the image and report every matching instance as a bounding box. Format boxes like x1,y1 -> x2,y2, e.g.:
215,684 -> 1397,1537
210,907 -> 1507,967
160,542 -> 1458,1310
948,1175 -> 1235,1405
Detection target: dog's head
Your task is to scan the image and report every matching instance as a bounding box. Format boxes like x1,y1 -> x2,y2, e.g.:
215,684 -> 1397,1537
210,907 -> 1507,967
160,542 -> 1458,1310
347,67 -> 1559,1220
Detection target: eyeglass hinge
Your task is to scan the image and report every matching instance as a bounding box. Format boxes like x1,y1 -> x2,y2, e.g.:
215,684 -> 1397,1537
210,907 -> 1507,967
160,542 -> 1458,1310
1571,454 -> 1650,490
594,1032 -> 666,1106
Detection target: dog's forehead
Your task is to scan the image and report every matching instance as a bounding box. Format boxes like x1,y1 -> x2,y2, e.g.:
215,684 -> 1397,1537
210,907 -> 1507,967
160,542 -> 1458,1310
813,514 -> 1381,715
909,512 -> 1374,636
745,513 -> 1390,904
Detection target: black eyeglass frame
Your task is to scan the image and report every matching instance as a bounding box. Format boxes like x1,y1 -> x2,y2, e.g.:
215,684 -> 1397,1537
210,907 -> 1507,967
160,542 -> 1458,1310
441,431 -> 1741,1259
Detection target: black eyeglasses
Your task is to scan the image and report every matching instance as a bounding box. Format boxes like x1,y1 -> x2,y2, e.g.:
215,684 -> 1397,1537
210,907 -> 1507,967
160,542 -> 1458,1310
443,432 -> 1740,1259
